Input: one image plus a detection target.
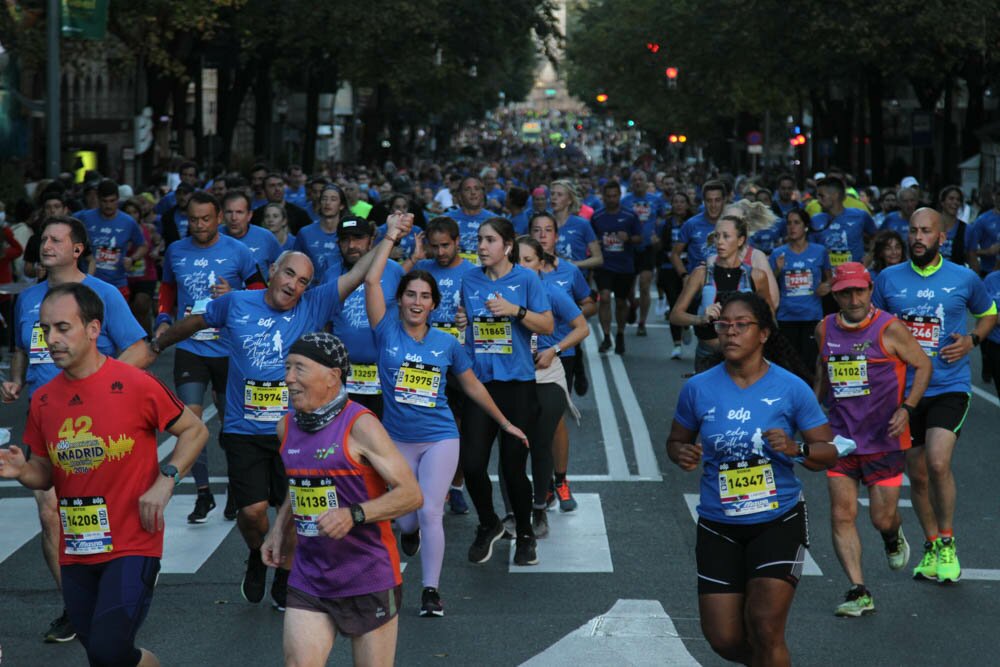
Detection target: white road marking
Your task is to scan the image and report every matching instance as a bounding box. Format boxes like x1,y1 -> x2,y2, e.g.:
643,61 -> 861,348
520,598 -> 700,666
607,354 -> 662,480
509,493 -> 613,573
159,493 -> 236,573
971,383 -> 999,407
959,569 -> 1000,581
683,493 -> 823,576
488,474 -> 661,483
581,335 -> 630,480
158,404 -> 218,461
0,498 -> 42,565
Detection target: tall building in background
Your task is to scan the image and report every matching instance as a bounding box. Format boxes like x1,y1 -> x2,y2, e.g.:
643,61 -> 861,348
526,0 -> 582,113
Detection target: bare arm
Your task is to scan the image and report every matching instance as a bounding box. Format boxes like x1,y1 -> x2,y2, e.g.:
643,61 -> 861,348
535,314 -> 589,371
881,319 -> 933,438
670,242 -> 688,277
0,348 -> 28,402
117,338 -> 155,370
155,314 -> 210,351
572,239 -> 603,270
751,249 -> 780,308
345,414 -> 423,524
666,420 -> 701,471
751,267 -> 776,313
262,416 -> 294,568
578,295 -> 597,318
138,406 -> 209,533
668,266 -> 706,327
0,443 -> 53,489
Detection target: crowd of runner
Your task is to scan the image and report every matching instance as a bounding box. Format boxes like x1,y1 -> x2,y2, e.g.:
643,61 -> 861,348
2,153 -> 1000,665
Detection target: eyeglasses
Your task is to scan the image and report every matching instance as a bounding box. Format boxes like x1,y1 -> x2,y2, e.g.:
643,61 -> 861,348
712,320 -> 759,334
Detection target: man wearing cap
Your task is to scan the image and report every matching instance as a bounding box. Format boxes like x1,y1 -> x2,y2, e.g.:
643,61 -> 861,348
810,176 -> 877,270
77,179 -> 148,300
149,210 -> 411,609
261,332 -> 421,667
873,207 -> 997,584
325,216 -> 405,418
222,190 -> 283,275
816,262 -> 932,617
881,187 -> 919,240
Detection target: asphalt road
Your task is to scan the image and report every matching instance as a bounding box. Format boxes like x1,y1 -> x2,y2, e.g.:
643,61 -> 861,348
2,314 -> 999,666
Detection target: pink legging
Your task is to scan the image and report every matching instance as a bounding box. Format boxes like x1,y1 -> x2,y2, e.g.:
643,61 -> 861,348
394,438 -> 460,589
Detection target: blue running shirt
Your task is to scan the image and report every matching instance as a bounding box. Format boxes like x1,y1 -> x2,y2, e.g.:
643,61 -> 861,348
77,209 -> 146,287
555,215 -> 597,263
450,209 -> 495,265
770,242 -> 829,322
809,208 -> 877,268
293,223 -> 342,285
414,259 -> 476,339
677,213 -> 717,272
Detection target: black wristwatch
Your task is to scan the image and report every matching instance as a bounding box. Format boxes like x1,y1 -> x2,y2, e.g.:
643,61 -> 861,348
970,333 -> 981,347
516,306 -> 527,320
349,503 -> 366,526
160,463 -> 180,486
147,335 -> 162,355
797,442 -> 810,459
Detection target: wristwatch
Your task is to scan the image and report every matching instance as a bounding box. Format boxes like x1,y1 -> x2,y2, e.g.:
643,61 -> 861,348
349,503 -> 366,526
971,333 -> 981,347
552,344 -> 562,355
160,463 -> 180,486
516,306 -> 527,320
796,442 -> 811,459
147,335 -> 162,354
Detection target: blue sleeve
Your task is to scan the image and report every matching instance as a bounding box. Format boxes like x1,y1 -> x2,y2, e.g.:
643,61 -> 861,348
863,212 -> 877,236
674,381 -> 699,431
965,223 -> 977,250
267,235 -> 282,263
556,290 -> 582,322
103,288 -> 147,353
581,222 -> 597,245
238,245 -> 258,282
203,291 -> 233,328
678,219 -> 693,244
630,214 -> 642,237
449,335 -> 472,375
967,272 -> 996,315
872,273 -> 888,310
526,271 -> 551,313
768,249 -> 781,272
821,249 -> 831,272
312,279 -> 344,321
372,310 -> 392,346
293,232 -> 307,253
571,268 -> 590,302
792,378 -> 828,432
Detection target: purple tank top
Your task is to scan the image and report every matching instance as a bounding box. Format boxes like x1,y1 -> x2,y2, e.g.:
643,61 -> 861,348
280,400 -> 402,598
821,309 -> 909,455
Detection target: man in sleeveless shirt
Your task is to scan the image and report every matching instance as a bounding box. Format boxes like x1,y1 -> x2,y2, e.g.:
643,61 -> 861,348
261,333 -> 421,666
815,263 -> 932,616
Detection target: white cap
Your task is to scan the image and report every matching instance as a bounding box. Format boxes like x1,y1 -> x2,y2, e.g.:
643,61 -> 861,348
813,171 -> 826,180
118,184 -> 134,199
900,176 -> 918,189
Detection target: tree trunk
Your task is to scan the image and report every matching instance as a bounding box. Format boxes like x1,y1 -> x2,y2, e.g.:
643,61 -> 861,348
867,72 -> 885,185
216,60 -> 255,167
302,69 -> 320,174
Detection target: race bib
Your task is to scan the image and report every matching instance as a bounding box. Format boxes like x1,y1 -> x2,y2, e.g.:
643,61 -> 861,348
60,496 -> 113,555
347,363 -> 381,395
784,269 -> 813,297
829,250 -> 851,267
828,354 -> 870,398
431,321 -> 465,344
29,322 -> 52,365
901,314 -> 940,356
185,299 -> 219,341
394,361 -> 442,407
289,477 -> 338,537
473,316 -> 513,354
603,233 -> 624,253
718,458 -> 779,517
459,251 -> 481,266
128,257 -> 146,277
243,379 -> 288,422
95,246 -> 121,270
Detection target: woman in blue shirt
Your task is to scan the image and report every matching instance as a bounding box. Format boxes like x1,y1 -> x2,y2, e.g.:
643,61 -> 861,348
770,208 -> 831,371
667,292 -> 843,666
459,217 -> 553,567
364,213 -> 527,616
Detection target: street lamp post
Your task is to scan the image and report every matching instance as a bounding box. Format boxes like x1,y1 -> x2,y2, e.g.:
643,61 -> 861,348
46,0 -> 60,178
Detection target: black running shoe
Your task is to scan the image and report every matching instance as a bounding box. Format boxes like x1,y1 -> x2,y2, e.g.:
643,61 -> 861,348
271,568 -> 289,611
43,609 -> 76,643
636,324 -> 647,337
420,587 -> 444,617
468,519 -> 505,564
513,534 -> 539,566
242,548 -> 267,603
532,508 -> 549,538
574,366 -> 589,396
187,491 -> 216,524
599,335 -> 612,353
615,332 -> 625,355
401,529 -> 421,557
224,489 -> 238,521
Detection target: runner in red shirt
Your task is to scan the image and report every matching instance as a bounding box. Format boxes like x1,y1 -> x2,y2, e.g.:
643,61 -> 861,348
0,282 -> 207,667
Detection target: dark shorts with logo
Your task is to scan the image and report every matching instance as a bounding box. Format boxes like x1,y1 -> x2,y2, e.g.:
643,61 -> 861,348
908,392 -> 971,446
287,584 -> 402,637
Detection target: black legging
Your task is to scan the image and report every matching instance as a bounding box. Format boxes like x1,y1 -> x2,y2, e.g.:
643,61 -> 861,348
501,381 -> 563,510
461,380 -> 536,536
778,320 -> 819,372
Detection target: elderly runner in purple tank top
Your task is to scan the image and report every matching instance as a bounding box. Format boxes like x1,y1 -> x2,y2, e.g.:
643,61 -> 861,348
261,332 -> 422,667
815,262 -> 932,617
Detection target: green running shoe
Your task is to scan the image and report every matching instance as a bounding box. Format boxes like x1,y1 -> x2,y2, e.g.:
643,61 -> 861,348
886,526 -> 911,571
834,586 -> 875,617
936,537 -> 961,583
912,540 -> 938,581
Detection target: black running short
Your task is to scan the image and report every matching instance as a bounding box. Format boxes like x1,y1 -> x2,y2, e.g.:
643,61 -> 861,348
173,348 -> 229,392
594,269 -> 634,301
634,246 -> 656,273
696,501 -> 809,594
908,392 -> 971,446
287,584 -> 402,637
220,432 -> 286,510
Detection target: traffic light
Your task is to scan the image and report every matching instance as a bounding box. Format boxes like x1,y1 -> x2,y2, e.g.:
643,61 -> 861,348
627,119 -> 635,127
665,66 -> 678,90
596,93 -> 609,104
669,134 -> 678,143
789,134 -> 806,146
678,135 -> 687,143
646,42 -> 660,53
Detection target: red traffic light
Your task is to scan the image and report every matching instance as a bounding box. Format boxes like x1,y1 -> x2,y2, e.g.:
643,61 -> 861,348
665,67 -> 679,79
669,134 -> 678,143
789,133 -> 807,146
646,42 -> 660,53
596,93 -> 609,103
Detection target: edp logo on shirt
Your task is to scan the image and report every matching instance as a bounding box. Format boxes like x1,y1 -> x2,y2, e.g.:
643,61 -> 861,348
727,408 -> 751,423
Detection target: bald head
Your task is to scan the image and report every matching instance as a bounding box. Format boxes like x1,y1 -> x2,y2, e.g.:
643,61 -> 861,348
908,207 -> 944,267
911,207 -> 941,233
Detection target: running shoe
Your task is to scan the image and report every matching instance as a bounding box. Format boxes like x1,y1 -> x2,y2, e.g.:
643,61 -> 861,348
574,367 -> 589,396
513,534 -> 539,566
627,302 -> 638,324
545,483 -> 556,510
447,488 -> 469,515
224,489 -> 238,521
501,513 -> 516,539
532,508 -> 549,538
834,586 -> 875,617
241,548 -> 267,603
188,491 -> 216,524
555,480 -> 578,512
420,587 -> 444,617
599,335 -> 612,353
912,540 -> 938,581
615,332 -> 625,355
468,519 -> 505,564
637,324 -> 647,337
43,609 -> 76,643
936,537 -> 961,583
671,345 -> 682,360
401,529 -> 421,557
885,526 -> 910,571
682,326 -> 693,345
271,568 -> 289,611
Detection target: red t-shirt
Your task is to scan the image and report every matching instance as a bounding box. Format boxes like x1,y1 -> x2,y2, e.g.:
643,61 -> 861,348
24,358 -> 185,565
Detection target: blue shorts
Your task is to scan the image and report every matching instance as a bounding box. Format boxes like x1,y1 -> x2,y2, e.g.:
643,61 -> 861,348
62,555 -> 160,667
